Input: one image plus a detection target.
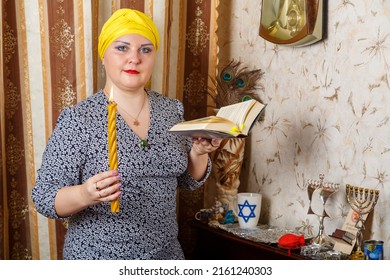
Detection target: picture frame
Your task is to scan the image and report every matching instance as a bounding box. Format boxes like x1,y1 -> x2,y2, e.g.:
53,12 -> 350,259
259,0 -> 326,47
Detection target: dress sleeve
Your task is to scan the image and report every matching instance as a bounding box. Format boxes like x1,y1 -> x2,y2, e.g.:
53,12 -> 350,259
174,100 -> 212,190
31,108 -> 89,219
177,156 -> 212,190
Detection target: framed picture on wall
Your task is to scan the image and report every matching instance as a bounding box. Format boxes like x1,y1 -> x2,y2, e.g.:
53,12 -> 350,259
259,0 -> 326,47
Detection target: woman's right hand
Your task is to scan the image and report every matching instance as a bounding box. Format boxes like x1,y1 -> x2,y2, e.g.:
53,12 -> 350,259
83,170 -> 122,205
54,170 -> 122,217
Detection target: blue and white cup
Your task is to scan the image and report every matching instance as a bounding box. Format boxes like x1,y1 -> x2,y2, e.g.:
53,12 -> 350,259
364,240 -> 384,260
237,192 -> 262,229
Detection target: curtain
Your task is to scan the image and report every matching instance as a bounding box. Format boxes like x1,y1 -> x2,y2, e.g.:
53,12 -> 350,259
0,0 -> 218,260
177,0 -> 219,259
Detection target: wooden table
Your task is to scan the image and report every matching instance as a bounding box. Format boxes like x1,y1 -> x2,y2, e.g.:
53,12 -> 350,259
189,220 -> 306,260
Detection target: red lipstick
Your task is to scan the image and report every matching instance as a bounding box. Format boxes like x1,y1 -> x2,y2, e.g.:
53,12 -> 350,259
124,69 -> 139,74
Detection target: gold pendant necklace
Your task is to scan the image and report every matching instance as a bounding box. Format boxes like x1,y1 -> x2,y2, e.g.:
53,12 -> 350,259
115,91 -> 147,126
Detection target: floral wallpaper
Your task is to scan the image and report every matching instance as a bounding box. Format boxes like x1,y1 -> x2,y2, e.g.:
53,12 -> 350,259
216,0 -> 390,259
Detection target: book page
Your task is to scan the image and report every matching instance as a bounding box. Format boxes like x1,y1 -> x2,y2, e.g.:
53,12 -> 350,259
216,100 -> 256,127
241,102 -> 266,134
168,116 -> 241,138
216,100 -> 265,135
167,129 -> 238,139
179,116 -> 235,126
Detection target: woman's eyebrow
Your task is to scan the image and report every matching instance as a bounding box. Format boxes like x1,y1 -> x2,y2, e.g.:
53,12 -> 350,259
114,40 -> 130,45
114,40 -> 154,48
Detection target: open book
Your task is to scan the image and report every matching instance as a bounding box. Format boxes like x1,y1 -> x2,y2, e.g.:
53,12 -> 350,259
169,99 -> 266,138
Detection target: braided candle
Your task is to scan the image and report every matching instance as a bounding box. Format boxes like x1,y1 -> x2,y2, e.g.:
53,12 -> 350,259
108,88 -> 120,212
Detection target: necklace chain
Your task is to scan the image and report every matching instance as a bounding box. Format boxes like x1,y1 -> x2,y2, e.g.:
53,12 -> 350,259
104,89 -> 147,126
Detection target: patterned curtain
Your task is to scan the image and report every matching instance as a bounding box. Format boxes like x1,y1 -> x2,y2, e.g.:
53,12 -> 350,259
0,0 -> 95,260
177,0 -> 219,259
0,0 -> 217,260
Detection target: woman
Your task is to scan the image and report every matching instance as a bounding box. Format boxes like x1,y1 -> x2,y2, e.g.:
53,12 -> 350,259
32,8 -> 221,260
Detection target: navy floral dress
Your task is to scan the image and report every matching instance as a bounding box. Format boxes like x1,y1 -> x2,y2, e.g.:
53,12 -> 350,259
32,90 -> 211,259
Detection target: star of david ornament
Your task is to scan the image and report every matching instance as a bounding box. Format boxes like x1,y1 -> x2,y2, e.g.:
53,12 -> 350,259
238,200 -> 257,223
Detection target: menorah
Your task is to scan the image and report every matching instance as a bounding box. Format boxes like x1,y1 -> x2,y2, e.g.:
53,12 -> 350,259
345,184 -> 379,258
306,174 -> 340,247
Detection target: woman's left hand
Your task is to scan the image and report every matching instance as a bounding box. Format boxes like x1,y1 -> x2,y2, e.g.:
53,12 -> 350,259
191,137 -> 222,155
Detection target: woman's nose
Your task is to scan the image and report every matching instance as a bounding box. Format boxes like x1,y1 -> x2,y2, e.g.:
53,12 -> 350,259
127,49 -> 141,64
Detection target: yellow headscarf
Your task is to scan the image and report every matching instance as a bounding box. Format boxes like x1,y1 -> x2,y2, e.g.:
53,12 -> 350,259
98,9 -> 160,60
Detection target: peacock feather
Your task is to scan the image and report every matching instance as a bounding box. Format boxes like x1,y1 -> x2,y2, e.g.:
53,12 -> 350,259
208,60 -> 264,108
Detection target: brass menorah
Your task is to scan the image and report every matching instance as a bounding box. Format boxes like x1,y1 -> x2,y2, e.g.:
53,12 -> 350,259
306,174 -> 340,247
345,184 -> 379,257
